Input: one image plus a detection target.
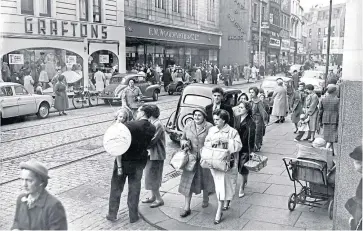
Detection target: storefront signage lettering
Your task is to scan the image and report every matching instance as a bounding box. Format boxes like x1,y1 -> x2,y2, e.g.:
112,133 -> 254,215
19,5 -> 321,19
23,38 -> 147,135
9,54 -> 24,64
227,14 -> 244,33
269,38 -> 281,47
148,27 -> 199,41
99,55 -> 109,63
25,17 -> 107,39
228,35 -> 244,40
233,0 -> 246,10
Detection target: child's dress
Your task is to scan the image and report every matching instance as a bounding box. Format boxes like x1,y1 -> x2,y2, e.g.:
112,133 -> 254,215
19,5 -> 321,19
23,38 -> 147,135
298,121 -> 310,132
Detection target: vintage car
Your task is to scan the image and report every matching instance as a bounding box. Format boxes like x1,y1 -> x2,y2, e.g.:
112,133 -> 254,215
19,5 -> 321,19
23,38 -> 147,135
99,73 -> 161,104
300,70 -> 325,96
0,82 -> 53,119
260,76 -> 294,113
166,84 -> 241,142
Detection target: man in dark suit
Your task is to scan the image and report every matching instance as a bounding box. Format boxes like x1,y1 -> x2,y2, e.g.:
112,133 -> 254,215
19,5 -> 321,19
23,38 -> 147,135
107,105 -> 156,223
211,65 -> 219,84
205,87 -> 234,127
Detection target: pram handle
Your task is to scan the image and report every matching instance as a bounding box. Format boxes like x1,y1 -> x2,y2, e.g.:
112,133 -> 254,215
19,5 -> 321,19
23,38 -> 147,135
282,157 -> 325,168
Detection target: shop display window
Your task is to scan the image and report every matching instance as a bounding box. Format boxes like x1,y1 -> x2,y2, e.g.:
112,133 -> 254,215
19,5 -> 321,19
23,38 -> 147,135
88,50 -> 119,89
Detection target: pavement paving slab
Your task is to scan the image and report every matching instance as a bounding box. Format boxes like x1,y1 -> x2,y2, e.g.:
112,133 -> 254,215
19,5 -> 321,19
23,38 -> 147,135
294,211 -> 334,230
242,220 -> 304,230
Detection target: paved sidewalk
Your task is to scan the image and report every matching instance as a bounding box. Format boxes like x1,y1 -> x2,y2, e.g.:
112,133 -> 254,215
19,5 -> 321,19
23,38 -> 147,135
139,117 -> 334,230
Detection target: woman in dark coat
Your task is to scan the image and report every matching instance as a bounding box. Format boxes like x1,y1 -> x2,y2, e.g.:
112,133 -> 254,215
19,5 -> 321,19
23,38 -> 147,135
235,101 -> 256,198
304,84 -> 319,142
290,82 -> 306,133
12,159 -> 67,230
179,107 -> 214,217
54,75 -> 69,115
162,68 -> 173,92
319,86 -> 340,149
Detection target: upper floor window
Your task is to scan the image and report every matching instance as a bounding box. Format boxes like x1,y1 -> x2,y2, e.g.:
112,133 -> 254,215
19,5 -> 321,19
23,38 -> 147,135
309,29 -> 312,38
262,6 -> 265,21
331,26 -> 335,36
80,0 -> 88,21
186,0 -> 195,16
318,28 -> 321,37
333,8 -> 341,18
93,0 -> 101,22
207,0 -> 215,21
253,3 -> 258,22
39,0 -> 51,16
155,0 -> 165,9
324,27 -> 328,37
172,0 -> 180,13
21,0 -> 34,15
317,41 -> 321,50
318,11 -> 323,20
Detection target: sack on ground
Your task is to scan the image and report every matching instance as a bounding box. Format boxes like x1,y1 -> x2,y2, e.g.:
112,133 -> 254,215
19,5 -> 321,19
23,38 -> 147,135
170,150 -> 188,170
200,146 -> 230,172
245,154 -> 268,172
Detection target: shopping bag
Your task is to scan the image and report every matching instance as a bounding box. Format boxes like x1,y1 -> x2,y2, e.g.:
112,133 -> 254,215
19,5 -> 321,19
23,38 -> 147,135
244,154 -> 268,172
170,150 -> 188,170
184,151 -> 197,171
200,146 -> 230,172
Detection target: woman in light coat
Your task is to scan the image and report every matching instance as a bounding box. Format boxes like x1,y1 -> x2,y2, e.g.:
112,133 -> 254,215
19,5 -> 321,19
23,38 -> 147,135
178,107 -> 215,218
54,75 -> 69,116
23,71 -> 34,94
271,78 -> 288,123
204,109 -> 242,224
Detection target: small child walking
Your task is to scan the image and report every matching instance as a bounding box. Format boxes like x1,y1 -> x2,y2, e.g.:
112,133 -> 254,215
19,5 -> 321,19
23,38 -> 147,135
294,114 -> 310,142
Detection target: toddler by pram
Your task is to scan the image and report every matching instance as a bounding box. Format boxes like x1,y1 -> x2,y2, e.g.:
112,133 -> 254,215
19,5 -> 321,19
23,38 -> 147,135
282,144 -> 336,219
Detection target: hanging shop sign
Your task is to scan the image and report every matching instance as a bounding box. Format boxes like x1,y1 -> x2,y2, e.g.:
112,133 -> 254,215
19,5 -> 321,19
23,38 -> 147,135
228,35 -> 244,40
66,55 -> 77,65
269,38 -> 281,47
24,17 -> 108,39
227,14 -> 245,34
9,54 -> 24,64
99,55 -> 109,64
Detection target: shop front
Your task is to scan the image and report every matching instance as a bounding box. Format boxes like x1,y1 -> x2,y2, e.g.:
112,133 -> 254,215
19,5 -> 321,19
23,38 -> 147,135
125,20 -> 221,71
280,39 -> 290,64
0,15 -> 125,92
267,37 -> 281,64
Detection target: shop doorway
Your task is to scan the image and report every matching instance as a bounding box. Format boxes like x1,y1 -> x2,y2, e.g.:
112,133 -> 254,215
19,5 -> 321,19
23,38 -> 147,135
89,50 -> 119,89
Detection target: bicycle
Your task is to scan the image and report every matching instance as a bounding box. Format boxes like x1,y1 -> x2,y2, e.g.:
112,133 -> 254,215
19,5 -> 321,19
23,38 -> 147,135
72,87 -> 99,109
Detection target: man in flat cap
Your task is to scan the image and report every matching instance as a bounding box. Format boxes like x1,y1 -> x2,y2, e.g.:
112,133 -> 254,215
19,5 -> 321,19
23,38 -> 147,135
345,145 -> 362,230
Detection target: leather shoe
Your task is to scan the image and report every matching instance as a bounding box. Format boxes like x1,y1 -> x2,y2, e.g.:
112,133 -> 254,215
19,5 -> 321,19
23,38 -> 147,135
180,209 -> 191,217
130,216 -> 139,223
142,197 -> 156,203
106,214 -> 117,222
202,201 -> 209,208
150,200 -> 164,208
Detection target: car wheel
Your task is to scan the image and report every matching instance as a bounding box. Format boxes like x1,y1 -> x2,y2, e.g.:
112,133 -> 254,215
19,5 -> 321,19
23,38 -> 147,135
37,102 -> 50,119
104,99 -> 113,105
152,90 -> 159,101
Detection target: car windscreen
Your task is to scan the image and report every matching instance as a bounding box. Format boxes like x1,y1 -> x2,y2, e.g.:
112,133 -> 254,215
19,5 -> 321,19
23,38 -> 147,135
110,75 -> 127,84
183,94 -> 212,107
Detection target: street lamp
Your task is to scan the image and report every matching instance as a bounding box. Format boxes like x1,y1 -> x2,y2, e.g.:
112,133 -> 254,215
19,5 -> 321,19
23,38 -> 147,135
258,0 -> 262,68
325,0 -> 333,86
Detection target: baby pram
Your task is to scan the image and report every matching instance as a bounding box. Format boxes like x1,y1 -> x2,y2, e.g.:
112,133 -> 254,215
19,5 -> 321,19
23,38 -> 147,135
282,144 -> 336,219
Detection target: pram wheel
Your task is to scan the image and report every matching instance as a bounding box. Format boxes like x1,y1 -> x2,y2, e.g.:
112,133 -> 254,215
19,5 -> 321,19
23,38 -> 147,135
288,193 -> 297,211
328,200 -> 334,220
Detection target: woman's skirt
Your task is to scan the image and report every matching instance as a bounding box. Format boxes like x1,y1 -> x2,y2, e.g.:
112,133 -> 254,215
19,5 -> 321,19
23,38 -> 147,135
323,123 -> 338,143
238,152 -> 250,175
210,165 -> 238,201
308,109 -> 319,131
144,158 -> 164,191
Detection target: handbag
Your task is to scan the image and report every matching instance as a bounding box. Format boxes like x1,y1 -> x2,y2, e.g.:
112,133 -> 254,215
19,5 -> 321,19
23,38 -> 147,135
244,154 -> 268,172
184,150 -> 197,171
170,150 -> 188,170
200,146 -> 230,172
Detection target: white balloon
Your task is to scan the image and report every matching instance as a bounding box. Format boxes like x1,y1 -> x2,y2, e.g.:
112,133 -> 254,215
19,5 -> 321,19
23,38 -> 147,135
103,123 -> 132,156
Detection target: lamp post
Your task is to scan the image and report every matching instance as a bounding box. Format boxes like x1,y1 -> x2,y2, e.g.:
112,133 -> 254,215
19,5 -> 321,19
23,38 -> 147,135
258,0 -> 262,68
325,0 -> 333,86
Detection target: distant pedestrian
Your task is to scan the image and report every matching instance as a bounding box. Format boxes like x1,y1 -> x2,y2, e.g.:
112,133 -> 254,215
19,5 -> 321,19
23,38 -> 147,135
142,105 -> 166,208
259,65 -> 265,79
2,62 -> 11,82
290,82 -> 306,133
211,65 -> 219,84
303,84 -> 319,142
94,68 -> 105,92
38,64 -> 49,89
12,159 -> 68,230
259,92 -> 270,133
235,101 -> 256,198
107,105 -> 156,223
162,68 -> 172,91
319,86 -> 340,150
178,107 -> 215,218
271,78 -> 288,123
345,146 -> 362,231
204,109 -> 242,224
251,65 -> 258,83
54,75 -> 69,116
23,70 -> 34,94
195,67 -> 202,83
201,66 -> 207,83
244,64 -> 251,81
121,79 -> 143,117
234,63 -> 240,81
292,70 -> 299,90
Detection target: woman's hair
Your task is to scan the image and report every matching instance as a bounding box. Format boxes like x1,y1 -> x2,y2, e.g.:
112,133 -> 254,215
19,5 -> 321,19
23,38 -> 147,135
58,75 -> 65,81
150,104 -> 160,118
129,79 -> 135,84
239,101 -> 252,117
305,84 -> 314,91
238,93 -> 249,102
139,104 -> 154,118
213,109 -> 230,124
249,87 -> 259,96
212,87 -> 224,95
115,108 -> 130,122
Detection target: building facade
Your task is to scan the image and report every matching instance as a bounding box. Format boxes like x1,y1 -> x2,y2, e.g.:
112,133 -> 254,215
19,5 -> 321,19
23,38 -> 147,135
267,0 -> 282,64
280,0 -> 291,64
219,0 -> 250,67
289,0 -> 304,64
0,0 -> 125,89
305,3 -> 346,65
124,0 -> 221,70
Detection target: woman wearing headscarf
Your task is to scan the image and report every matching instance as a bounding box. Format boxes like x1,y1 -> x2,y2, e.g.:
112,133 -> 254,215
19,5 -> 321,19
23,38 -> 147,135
178,107 -> 215,218
204,109 -> 242,224
235,101 -> 256,198
271,78 -> 288,123
248,87 -> 268,152
142,105 -> 166,208
11,159 -> 67,230
319,86 -> 340,150
54,75 -> 69,116
304,84 -> 319,142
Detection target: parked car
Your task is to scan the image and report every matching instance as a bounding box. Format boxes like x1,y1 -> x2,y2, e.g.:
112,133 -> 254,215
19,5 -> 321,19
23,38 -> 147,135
166,84 -> 241,142
99,73 -> 161,104
0,82 -> 53,119
260,76 -> 294,113
300,70 -> 325,96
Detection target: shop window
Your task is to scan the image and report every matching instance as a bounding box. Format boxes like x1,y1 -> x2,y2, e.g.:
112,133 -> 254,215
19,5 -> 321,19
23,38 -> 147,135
39,0 -> 51,17
155,0 -> 165,9
186,0 -> 195,16
172,0 -> 180,13
93,0 -> 101,23
21,0 -> 34,15
80,0 -> 89,21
